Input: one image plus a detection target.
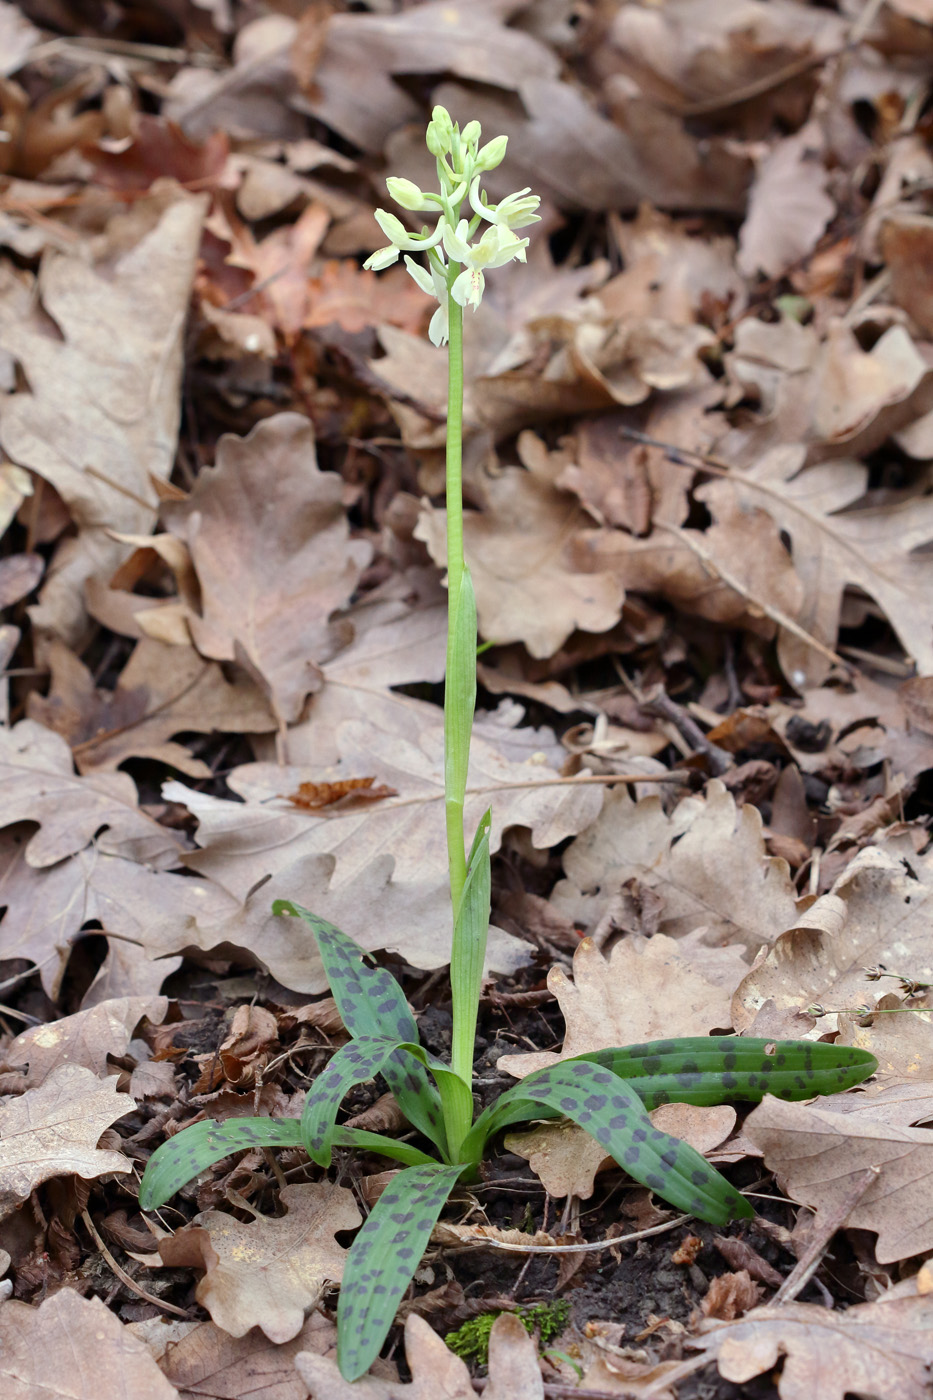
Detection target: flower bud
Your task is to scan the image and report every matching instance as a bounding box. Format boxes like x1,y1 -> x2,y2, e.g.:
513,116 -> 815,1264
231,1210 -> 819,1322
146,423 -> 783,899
461,119 -> 481,150
475,134 -> 507,172
363,245 -> 400,271
426,105 -> 453,157
385,176 -> 432,211
374,208 -> 409,244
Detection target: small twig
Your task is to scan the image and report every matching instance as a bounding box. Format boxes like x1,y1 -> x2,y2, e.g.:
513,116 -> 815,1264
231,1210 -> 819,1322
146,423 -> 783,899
449,1214 -> 689,1254
637,686 -> 733,776
772,1166 -> 881,1304
81,1208 -> 191,1318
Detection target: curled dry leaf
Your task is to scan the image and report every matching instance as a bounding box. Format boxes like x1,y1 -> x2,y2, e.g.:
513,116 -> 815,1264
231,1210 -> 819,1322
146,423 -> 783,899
697,1284 -> 933,1400
732,838 -> 933,1046
0,1063 -> 134,1219
156,1183 -> 361,1343
0,1289 -> 179,1400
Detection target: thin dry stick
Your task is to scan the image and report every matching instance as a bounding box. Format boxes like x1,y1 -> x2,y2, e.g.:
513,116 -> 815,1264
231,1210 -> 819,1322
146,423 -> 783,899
81,1208 -> 191,1319
445,1213 -> 689,1255
654,519 -> 851,672
771,1164 -> 881,1304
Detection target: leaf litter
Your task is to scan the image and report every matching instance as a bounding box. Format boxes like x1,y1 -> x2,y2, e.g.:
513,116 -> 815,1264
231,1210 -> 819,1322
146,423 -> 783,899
3,2 -> 933,1397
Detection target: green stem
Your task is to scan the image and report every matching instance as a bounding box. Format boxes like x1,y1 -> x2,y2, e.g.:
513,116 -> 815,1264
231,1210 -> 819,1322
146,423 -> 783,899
444,279 -> 467,916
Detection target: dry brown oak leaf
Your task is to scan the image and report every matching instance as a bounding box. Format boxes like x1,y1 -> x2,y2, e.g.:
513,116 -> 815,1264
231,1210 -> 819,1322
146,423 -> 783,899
0,189 -> 206,646
0,823 -> 227,1000
415,429 -> 624,659
732,839 -> 933,1047
0,994 -> 168,1091
744,1094 -> 933,1265
156,1183 -> 361,1343
153,712 -> 601,989
0,1288 -> 179,1400
551,780 -> 798,953
0,1062 -> 134,1219
696,1283 -> 933,1400
295,1311 -> 543,1400
129,1311 -> 341,1400
0,718 -> 184,869
726,438 -> 933,686
27,636 -> 276,779
499,932 -> 746,1078
161,412 -> 371,725
505,1101 -> 736,1201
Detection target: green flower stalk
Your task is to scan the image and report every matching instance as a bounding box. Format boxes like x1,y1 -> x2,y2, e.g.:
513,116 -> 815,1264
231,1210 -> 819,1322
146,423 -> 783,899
137,108 -> 877,1386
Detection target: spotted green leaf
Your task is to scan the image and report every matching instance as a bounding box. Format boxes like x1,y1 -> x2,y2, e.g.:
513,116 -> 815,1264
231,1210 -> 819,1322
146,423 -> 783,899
467,1061 -> 752,1224
138,1116 -> 442,1212
138,1117 -> 305,1211
576,1037 -> 877,1108
273,900 -> 447,1152
337,1162 -> 464,1381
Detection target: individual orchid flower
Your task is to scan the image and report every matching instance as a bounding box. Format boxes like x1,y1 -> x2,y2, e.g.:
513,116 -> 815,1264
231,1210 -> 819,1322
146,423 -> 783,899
468,176 -> 541,230
442,219 -> 529,310
362,209 -> 445,272
404,253 -> 450,346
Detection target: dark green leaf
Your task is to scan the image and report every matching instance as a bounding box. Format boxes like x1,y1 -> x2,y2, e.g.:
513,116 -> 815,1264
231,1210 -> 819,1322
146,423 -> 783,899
337,1162 -> 464,1381
138,1118 -> 304,1212
468,1062 -> 753,1225
575,1037 -> 877,1108
273,901 -> 446,1152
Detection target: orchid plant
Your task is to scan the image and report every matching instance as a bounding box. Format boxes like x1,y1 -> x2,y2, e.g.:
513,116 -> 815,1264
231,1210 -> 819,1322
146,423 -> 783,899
138,109 -> 877,1382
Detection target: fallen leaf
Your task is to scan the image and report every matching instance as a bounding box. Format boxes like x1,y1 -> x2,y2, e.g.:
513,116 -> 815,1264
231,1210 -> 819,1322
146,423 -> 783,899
0,825 -> 226,999
697,1284 -> 933,1399
0,1288 -> 179,1399
27,637 -> 276,778
499,933 -> 742,1078
0,994 -> 168,1090
551,780 -> 798,954
294,1310 -> 541,1399
162,413 -> 372,724
732,839 -> 933,1043
151,707 -> 601,988
737,125 -> 835,279
134,1311 -> 339,1399
286,778 -> 398,811
416,431 -> 625,658
0,190 -> 206,645
157,1183 -> 361,1343
744,1094 -> 933,1263
701,1269 -> 762,1319
504,1102 -> 736,1200
0,717 -> 184,870
0,551 -> 42,608
0,1063 -> 134,1218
